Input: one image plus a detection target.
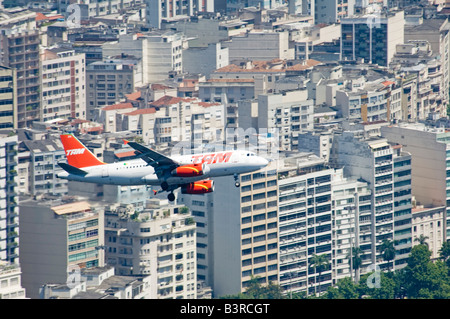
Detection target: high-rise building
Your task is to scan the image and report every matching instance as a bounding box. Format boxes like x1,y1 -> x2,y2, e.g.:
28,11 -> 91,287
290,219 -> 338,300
40,47 -> 86,121
0,29 -> 40,128
340,10 -> 405,67
0,133 -> 19,265
104,199 -> 198,299
277,154 -> 334,296
145,0 -> 214,29
332,131 -> 396,272
19,198 -> 105,299
0,66 -> 17,129
381,123 -> 450,241
86,59 -> 136,120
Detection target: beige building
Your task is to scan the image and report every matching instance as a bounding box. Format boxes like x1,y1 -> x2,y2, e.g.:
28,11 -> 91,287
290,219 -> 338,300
40,47 -> 87,121
0,261 -> 26,299
104,199 -> 198,299
411,205 -> 446,259
19,198 -> 105,299
0,66 -> 17,129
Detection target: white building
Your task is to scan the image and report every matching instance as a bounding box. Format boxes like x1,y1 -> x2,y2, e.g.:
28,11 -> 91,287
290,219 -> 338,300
381,123 -> 450,241
239,89 -> 314,151
0,261 -> 26,299
104,199 -> 198,299
0,134 -> 19,264
226,30 -> 294,62
40,47 -> 86,121
145,0 -> 214,29
40,266 -> 153,299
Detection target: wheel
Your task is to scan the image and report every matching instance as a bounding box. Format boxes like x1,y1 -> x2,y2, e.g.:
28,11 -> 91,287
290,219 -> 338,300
167,192 -> 175,202
161,181 -> 169,191
235,182 -> 240,188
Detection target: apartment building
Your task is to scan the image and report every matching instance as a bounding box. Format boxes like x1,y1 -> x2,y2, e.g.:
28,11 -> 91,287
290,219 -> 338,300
0,66 -> 17,129
102,31 -> 184,86
239,89 -> 314,152
41,47 -> 86,122
18,136 -> 67,196
104,199 -> 198,299
0,133 -> 19,264
0,29 -> 40,128
0,261 -> 26,299
40,266 -> 153,299
86,59 -> 136,120
381,123 -> 450,241
19,198 -> 105,299
58,0 -> 141,19
111,96 -> 225,146
411,205 -> 446,260
145,0 -> 213,29
314,0 -> 356,24
340,10 -> 405,67
277,154 -> 334,295
331,169 -> 372,284
392,143 -> 413,269
226,30 -> 294,62
208,160 -> 279,297
335,81 -> 391,123
332,131 -> 396,271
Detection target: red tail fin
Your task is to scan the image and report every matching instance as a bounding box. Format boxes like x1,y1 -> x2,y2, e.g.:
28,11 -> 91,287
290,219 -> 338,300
60,134 -> 105,168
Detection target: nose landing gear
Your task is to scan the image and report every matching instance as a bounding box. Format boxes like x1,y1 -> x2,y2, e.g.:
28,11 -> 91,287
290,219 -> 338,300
234,173 -> 240,188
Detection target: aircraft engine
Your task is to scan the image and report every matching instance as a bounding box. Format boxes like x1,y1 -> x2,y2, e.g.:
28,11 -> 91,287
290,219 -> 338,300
180,180 -> 215,194
171,163 -> 209,177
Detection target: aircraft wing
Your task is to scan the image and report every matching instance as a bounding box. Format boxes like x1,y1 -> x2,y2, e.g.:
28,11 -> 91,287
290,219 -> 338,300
125,140 -> 179,171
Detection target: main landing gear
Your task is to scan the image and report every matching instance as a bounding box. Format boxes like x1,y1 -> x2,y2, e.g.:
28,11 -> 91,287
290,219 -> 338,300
234,173 -> 240,188
160,181 -> 175,202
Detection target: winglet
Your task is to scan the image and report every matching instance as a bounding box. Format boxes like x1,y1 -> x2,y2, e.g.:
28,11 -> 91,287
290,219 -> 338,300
123,139 -> 129,145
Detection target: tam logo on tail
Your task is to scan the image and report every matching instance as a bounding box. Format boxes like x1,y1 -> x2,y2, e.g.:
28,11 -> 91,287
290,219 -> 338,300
60,134 -> 105,168
66,148 -> 86,156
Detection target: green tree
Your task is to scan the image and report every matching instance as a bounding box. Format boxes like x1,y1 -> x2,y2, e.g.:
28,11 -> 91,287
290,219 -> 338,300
403,244 -> 450,298
414,234 -> 429,247
439,240 -> 450,270
324,277 -> 359,299
221,276 -> 285,299
348,247 -> 362,281
310,254 -> 330,296
358,272 -> 396,299
380,239 -> 397,271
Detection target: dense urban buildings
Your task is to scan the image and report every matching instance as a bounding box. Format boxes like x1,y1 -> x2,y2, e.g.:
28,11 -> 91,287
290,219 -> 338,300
0,0 -> 449,300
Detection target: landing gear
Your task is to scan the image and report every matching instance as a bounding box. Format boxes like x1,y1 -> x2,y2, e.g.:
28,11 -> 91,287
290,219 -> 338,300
161,181 -> 169,191
234,174 -> 240,188
167,192 -> 175,202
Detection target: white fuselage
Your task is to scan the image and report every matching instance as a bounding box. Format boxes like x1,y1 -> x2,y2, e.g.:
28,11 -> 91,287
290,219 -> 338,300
57,150 -> 268,186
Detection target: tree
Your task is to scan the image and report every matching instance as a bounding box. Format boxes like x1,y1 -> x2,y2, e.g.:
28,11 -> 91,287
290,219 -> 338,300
348,247 -> 362,282
380,239 -> 397,271
439,241 -> 450,269
414,234 -> 429,247
324,277 -> 359,299
358,272 -> 396,299
310,254 -> 330,296
221,276 -> 285,299
403,244 -> 450,298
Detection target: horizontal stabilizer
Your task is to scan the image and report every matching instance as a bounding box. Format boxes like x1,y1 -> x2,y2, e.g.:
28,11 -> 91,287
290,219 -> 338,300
58,162 -> 88,176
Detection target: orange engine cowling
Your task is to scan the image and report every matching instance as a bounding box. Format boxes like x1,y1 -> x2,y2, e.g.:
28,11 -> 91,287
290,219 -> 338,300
171,163 -> 209,177
181,180 -> 215,194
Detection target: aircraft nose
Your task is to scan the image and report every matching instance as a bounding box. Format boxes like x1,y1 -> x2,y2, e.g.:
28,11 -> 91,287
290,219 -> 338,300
259,157 -> 269,167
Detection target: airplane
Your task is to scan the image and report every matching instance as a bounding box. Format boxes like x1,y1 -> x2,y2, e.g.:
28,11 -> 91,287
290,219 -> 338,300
56,134 -> 269,202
